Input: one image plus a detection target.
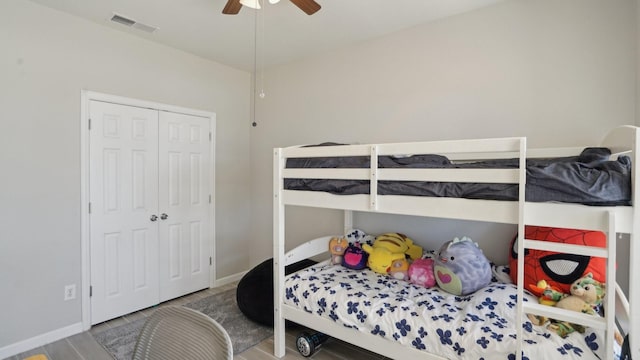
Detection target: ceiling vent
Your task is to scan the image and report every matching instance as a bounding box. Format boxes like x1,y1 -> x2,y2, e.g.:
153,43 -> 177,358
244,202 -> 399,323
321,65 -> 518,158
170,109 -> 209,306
110,13 -> 158,33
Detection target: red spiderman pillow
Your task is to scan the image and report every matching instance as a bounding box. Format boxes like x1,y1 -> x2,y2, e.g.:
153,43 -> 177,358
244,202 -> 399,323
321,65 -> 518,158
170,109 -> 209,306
509,226 -> 606,295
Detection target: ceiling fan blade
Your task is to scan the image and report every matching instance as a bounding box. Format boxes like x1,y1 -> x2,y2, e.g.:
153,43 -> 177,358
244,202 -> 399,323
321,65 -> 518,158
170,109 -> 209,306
289,0 -> 321,15
222,0 -> 242,14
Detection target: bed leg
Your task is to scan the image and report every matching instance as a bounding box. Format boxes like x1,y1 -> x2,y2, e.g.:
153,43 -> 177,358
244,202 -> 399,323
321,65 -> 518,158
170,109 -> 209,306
274,313 -> 286,357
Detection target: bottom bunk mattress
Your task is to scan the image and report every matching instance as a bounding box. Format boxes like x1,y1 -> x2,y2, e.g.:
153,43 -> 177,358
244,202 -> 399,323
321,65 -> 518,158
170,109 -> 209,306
283,263 -> 613,360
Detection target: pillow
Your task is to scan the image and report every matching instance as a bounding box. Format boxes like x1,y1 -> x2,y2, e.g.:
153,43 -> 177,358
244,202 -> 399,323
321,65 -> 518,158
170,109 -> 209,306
509,226 -> 606,295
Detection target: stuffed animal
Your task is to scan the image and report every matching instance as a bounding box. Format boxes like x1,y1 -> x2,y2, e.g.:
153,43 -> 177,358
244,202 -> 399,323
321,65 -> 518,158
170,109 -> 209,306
408,258 -> 436,288
509,226 -> 606,295
406,241 -> 423,261
389,258 -> 410,280
329,237 -> 348,265
434,236 -> 491,296
362,243 -> 406,275
555,273 -> 604,311
341,242 -> 369,270
528,273 -> 604,338
529,279 -> 564,306
372,233 -> 423,261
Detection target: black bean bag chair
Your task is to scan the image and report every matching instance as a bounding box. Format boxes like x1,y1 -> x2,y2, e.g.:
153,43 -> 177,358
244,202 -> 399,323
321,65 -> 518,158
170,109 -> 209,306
236,258 -> 316,326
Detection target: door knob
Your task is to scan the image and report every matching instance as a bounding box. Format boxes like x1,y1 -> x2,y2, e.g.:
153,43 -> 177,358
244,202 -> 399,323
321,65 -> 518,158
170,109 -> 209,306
160,213 -> 168,220
150,215 -> 158,221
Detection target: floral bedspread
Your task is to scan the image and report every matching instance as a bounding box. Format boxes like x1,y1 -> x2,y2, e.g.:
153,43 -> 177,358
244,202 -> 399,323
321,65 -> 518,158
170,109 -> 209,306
283,264 -> 611,360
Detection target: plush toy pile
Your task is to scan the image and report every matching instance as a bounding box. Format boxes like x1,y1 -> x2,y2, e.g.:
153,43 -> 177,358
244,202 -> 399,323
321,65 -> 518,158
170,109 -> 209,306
509,226 -> 621,342
329,230 -> 492,296
528,273 -> 605,338
509,226 -> 607,295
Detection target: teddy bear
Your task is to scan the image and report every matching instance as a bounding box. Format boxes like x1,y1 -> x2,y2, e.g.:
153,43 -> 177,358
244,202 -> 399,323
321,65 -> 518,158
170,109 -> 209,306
528,273 -> 604,338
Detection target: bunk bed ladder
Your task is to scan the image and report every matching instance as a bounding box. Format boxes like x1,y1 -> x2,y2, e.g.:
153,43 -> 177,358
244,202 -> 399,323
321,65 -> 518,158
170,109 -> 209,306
601,124 -> 639,360
516,211 -> 617,360
515,138 -> 527,360
273,148 -> 286,358
629,125 -> 639,360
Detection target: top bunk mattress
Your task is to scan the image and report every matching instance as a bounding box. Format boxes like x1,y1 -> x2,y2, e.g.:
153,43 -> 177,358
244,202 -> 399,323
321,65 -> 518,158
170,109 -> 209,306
284,146 -> 631,206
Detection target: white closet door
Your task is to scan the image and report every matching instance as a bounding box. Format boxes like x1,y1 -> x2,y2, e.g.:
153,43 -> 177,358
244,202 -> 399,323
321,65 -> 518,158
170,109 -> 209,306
89,101 -> 160,324
158,111 -> 211,302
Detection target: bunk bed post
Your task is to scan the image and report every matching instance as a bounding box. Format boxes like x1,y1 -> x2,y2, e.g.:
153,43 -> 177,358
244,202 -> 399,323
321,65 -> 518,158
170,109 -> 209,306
370,145 -> 379,211
515,137 -> 527,360
601,125 -> 638,358
630,127 -> 640,359
605,211 -> 617,360
273,148 -> 286,358
344,210 -> 353,236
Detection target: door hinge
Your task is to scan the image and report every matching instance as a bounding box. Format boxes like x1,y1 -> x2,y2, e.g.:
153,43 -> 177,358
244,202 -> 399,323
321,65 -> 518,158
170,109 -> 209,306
209,194 -> 212,203
209,132 -> 212,141
209,257 -> 212,266
88,202 -> 92,214
89,286 -> 93,297
88,118 -> 92,130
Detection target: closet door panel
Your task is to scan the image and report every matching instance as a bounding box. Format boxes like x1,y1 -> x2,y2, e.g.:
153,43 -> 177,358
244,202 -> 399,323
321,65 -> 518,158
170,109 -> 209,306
158,112 -> 211,302
89,100 -> 160,324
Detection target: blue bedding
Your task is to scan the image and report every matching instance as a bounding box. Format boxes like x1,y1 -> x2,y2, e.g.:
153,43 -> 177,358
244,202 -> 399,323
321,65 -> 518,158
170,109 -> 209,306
284,263 -> 613,359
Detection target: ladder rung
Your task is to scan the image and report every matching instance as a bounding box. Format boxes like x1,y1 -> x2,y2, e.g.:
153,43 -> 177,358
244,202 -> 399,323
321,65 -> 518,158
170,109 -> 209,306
523,302 -> 607,330
523,239 -> 609,258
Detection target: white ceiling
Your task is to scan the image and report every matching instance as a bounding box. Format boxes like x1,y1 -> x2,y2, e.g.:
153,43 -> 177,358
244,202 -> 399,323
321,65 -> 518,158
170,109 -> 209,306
28,0 -> 504,72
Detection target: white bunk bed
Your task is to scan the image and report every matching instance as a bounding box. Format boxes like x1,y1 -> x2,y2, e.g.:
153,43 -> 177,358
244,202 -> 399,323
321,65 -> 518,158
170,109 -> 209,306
273,125 -> 639,360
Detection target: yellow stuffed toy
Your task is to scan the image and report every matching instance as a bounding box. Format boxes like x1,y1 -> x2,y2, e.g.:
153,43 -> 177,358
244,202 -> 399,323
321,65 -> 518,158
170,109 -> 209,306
362,243 -> 405,275
362,232 -> 423,275
371,233 -> 423,260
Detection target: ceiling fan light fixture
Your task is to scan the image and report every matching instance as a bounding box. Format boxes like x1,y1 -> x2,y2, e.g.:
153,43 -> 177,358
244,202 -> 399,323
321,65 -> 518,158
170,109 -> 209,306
222,0 -> 320,15
239,0 -> 261,9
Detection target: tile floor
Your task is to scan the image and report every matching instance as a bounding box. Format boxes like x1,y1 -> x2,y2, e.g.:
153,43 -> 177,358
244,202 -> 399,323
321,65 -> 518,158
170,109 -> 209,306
5,283 -> 386,360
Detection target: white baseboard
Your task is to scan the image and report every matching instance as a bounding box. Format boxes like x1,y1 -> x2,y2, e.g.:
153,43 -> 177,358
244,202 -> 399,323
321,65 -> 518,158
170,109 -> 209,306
1,271 -> 248,359
214,270 -> 248,287
0,322 -> 83,359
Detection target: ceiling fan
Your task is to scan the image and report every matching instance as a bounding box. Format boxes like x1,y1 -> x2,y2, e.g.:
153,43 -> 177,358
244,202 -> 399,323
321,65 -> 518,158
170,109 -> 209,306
222,0 -> 321,15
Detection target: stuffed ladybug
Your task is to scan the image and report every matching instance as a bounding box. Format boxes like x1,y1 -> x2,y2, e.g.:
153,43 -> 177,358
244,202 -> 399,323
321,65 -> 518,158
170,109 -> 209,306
509,226 -> 606,295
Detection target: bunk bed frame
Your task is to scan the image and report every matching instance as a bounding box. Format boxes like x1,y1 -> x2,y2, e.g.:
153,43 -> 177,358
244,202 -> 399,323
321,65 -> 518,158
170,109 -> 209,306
273,125 -> 639,360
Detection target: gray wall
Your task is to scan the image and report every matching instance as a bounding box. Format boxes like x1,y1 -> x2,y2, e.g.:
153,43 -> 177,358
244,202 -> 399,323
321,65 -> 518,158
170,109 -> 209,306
0,0 -> 252,349
249,0 -> 636,278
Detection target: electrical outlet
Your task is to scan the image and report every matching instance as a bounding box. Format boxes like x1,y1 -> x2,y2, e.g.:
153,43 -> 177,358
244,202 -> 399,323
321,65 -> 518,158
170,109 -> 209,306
64,284 -> 76,301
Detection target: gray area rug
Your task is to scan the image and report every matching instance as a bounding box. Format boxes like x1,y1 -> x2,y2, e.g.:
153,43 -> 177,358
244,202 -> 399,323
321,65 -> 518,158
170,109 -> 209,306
92,288 -> 273,359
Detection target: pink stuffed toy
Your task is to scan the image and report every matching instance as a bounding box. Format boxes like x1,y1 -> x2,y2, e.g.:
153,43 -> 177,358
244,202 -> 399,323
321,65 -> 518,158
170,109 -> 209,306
408,258 -> 435,288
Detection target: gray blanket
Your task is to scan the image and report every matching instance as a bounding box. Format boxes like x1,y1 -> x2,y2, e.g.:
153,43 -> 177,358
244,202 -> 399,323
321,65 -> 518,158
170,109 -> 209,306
284,146 -> 631,206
